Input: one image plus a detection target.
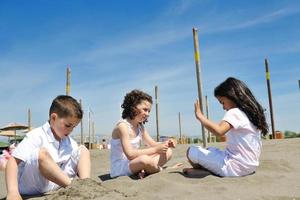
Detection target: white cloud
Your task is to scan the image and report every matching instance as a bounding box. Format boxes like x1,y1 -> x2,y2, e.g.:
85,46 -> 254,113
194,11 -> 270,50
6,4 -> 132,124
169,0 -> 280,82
166,0 -> 203,16
201,6 -> 300,34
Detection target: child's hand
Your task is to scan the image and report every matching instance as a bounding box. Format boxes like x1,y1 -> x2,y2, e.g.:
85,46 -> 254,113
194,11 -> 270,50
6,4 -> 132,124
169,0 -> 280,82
194,100 -> 204,120
7,192 -> 22,200
168,139 -> 176,148
155,142 -> 169,154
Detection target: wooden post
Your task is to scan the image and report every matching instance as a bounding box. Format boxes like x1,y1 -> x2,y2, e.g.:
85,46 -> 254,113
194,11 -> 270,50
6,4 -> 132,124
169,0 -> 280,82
66,65 -> 71,95
92,121 -> 95,148
205,96 -> 211,143
14,130 -> 17,144
178,112 -> 182,144
28,108 -> 32,131
80,99 -> 84,145
155,86 -> 160,142
120,103 -> 122,118
265,59 -> 276,139
192,27 -> 207,148
88,107 -> 91,149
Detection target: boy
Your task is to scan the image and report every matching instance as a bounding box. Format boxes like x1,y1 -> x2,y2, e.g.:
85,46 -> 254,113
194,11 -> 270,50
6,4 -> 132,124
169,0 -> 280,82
5,95 -> 91,200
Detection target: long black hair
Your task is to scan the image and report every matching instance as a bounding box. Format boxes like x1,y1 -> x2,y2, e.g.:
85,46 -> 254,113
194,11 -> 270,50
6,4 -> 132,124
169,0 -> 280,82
214,77 -> 268,136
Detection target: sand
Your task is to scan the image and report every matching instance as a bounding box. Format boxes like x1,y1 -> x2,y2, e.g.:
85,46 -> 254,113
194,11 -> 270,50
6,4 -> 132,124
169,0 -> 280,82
1,138 -> 300,200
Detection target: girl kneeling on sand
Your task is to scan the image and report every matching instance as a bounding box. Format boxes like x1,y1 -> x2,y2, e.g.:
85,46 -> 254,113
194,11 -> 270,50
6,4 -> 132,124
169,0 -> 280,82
110,89 -> 175,178
185,77 -> 268,177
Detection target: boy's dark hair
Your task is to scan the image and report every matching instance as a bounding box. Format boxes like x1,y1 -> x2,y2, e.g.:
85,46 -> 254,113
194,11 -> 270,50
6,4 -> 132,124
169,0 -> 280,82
214,77 -> 268,136
49,95 -> 83,119
121,90 -> 153,120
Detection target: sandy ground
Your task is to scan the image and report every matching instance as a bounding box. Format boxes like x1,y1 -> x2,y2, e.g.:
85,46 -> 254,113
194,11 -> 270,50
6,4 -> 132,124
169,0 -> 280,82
1,138 -> 300,200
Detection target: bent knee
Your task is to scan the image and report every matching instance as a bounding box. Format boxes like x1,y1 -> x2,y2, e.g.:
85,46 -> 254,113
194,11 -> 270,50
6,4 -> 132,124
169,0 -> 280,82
186,147 -> 191,158
138,155 -> 153,166
166,148 -> 172,160
186,147 -> 195,164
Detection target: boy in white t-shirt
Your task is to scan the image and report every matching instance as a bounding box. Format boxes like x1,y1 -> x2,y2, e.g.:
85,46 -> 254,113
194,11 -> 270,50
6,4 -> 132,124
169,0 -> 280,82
5,95 -> 91,200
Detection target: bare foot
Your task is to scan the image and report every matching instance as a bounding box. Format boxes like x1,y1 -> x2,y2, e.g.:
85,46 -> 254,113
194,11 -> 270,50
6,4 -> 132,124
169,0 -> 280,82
163,162 -> 184,170
169,162 -> 183,169
183,168 -> 211,178
138,170 -> 147,179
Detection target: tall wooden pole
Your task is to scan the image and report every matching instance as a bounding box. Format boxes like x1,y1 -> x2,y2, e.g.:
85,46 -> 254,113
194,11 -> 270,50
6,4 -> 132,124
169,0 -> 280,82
14,130 -> 17,144
66,65 -> 71,95
192,27 -> 207,148
28,108 -> 32,131
155,86 -> 160,142
80,99 -> 84,145
92,121 -> 95,146
88,107 -> 91,149
205,96 -> 211,143
178,112 -> 182,144
265,59 -> 276,139
120,103 -> 122,118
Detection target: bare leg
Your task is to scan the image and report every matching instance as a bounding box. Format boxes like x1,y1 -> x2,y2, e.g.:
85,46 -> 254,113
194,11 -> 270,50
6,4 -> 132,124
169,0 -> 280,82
77,146 -> 91,179
152,148 -> 184,170
157,148 -> 172,167
129,148 -> 175,177
129,155 -> 160,176
38,148 -> 71,187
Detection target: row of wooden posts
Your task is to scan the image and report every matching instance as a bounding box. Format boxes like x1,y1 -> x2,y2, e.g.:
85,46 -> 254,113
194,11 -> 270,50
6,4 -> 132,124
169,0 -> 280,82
63,28 -> 279,149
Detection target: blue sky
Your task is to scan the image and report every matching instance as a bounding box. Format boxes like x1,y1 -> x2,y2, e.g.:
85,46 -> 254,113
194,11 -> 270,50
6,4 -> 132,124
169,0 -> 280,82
0,0 -> 299,141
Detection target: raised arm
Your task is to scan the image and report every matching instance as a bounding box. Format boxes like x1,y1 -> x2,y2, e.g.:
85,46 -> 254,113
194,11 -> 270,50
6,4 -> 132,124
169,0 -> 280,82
6,157 -> 22,200
194,100 -> 231,136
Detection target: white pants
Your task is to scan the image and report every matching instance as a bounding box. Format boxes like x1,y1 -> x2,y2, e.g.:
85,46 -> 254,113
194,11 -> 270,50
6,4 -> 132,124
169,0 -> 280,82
18,146 -> 83,195
188,146 -> 229,177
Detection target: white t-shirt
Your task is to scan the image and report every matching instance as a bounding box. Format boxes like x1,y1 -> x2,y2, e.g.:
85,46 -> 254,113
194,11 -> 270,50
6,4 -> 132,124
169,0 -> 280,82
12,121 -> 79,174
223,108 -> 262,176
11,122 -> 80,194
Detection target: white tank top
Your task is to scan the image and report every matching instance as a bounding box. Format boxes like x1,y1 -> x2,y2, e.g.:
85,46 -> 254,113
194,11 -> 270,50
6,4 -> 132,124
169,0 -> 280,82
110,119 -> 143,163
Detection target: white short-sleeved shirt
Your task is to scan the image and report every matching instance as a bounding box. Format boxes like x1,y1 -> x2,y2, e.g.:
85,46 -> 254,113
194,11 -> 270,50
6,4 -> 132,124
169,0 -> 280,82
12,122 -> 79,194
223,108 -> 262,176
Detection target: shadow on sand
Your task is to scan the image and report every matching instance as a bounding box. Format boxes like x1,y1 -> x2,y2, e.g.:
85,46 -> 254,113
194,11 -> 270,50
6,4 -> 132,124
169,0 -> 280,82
169,168 -> 218,179
98,173 -> 143,181
98,173 -> 112,181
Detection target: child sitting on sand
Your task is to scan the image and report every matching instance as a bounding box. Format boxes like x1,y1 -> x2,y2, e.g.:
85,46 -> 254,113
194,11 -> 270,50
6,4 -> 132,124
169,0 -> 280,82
185,77 -> 268,177
5,95 -> 91,200
110,89 -> 176,178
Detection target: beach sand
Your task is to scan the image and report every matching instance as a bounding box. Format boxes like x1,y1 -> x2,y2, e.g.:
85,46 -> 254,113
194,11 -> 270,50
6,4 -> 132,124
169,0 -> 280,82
1,138 -> 300,200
